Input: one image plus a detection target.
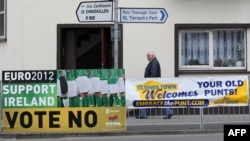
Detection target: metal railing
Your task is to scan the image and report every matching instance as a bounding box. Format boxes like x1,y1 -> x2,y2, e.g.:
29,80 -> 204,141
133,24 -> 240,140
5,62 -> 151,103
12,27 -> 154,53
126,106 -> 250,130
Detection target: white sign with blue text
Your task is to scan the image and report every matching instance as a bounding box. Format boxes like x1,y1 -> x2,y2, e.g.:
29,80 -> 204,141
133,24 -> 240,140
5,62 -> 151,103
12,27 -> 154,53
76,1 -> 113,22
120,8 -> 168,23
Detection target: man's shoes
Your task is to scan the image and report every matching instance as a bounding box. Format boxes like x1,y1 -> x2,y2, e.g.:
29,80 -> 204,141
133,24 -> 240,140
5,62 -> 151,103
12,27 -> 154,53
163,114 -> 172,119
136,116 -> 148,119
168,114 -> 172,119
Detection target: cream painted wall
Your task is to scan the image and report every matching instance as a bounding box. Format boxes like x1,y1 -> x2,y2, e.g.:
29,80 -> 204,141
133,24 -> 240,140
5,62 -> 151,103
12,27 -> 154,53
0,0 -> 24,71
0,0 -> 250,80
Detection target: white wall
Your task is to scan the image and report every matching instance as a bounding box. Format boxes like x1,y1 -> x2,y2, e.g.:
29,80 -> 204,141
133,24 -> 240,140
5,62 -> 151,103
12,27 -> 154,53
0,0 -> 24,71
0,0 -> 250,80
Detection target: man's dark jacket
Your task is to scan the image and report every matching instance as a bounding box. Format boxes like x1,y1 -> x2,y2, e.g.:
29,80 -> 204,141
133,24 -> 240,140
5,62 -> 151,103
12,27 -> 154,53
144,57 -> 161,78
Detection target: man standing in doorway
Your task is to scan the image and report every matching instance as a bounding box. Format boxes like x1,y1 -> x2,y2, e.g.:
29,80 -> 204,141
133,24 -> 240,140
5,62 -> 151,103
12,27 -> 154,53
136,51 -> 173,119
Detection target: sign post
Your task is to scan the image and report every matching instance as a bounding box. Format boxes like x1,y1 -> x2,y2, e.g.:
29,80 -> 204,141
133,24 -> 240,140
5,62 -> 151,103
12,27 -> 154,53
113,0 -> 119,68
120,8 -> 168,23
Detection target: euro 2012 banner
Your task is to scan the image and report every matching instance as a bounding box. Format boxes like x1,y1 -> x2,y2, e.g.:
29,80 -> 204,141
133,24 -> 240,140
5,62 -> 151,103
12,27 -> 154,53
125,76 -> 249,109
1,69 -> 126,133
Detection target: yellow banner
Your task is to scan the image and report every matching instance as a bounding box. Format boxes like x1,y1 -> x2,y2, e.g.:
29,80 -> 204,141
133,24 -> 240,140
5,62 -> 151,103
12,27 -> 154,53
126,75 -> 249,108
2,107 -> 126,133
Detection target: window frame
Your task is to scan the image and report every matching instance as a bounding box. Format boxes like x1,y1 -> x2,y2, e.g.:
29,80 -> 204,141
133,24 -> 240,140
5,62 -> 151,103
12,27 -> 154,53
178,29 -> 246,70
175,24 -> 250,77
178,30 -> 212,70
0,0 -> 6,41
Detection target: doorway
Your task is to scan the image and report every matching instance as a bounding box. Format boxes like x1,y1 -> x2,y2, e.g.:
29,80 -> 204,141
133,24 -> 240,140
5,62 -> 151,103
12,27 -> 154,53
57,24 -> 123,69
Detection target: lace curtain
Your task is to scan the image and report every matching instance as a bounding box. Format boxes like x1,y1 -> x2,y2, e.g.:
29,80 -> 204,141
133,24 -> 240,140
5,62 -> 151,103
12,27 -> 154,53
181,32 -> 209,65
181,30 -> 244,67
213,30 -> 244,67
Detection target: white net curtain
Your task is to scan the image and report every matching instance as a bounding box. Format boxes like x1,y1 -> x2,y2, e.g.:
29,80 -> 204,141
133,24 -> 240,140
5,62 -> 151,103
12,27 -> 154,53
181,32 -> 209,65
181,30 -> 245,67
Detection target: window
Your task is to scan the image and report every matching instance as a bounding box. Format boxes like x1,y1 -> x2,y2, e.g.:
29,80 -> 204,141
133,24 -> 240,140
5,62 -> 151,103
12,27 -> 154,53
0,0 -> 6,41
179,29 -> 246,70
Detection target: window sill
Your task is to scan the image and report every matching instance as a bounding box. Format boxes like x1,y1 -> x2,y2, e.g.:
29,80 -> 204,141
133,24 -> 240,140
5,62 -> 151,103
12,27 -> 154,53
0,37 -> 7,42
177,69 -> 248,75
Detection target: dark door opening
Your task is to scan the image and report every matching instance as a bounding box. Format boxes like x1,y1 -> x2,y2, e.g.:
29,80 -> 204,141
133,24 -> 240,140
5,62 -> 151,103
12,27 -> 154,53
57,24 -> 122,70
75,28 -> 112,69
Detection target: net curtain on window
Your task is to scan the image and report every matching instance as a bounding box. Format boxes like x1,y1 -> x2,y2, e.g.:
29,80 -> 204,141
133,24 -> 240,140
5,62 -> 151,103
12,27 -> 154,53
213,30 -> 244,67
181,30 -> 244,67
181,32 -> 209,65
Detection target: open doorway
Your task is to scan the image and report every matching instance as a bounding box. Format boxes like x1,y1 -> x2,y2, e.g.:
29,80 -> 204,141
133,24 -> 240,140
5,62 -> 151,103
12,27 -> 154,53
57,24 -> 123,69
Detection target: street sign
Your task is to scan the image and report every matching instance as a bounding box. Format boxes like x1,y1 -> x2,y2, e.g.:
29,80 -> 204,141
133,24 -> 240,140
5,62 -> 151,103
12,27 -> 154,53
76,1 -> 113,22
120,8 -> 168,23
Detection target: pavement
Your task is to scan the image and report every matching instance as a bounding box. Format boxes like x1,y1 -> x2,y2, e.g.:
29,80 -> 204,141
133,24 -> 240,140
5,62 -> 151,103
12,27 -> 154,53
0,127 -> 223,140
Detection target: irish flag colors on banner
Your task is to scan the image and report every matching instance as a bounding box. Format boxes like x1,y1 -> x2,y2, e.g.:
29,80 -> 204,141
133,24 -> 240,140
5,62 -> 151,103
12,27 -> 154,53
125,75 -> 249,109
1,70 -> 57,108
1,70 -> 126,133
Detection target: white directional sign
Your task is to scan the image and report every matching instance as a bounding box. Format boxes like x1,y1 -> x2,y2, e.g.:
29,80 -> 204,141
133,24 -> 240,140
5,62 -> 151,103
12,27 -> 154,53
76,1 -> 113,22
120,8 -> 168,23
